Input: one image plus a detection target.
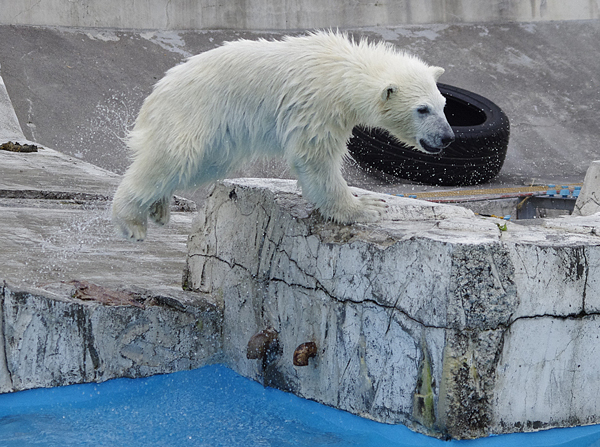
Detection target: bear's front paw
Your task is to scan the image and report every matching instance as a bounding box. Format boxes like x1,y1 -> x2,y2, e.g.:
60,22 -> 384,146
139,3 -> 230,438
324,195 -> 387,224
354,195 -> 387,222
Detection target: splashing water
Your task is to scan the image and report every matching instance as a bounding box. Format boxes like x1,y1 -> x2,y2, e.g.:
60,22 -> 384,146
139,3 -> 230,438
37,206 -> 115,283
73,89 -> 144,173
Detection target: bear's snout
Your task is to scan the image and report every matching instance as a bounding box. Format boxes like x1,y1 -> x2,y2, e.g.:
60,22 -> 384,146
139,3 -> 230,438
419,128 -> 454,154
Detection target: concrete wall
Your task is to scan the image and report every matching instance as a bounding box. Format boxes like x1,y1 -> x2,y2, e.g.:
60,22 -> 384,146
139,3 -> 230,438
1,0 -> 599,30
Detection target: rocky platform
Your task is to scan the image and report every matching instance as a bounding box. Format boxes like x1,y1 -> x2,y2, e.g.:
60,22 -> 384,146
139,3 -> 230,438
184,174 -> 600,440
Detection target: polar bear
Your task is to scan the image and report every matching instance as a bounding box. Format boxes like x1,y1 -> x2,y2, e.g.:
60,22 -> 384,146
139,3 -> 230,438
112,31 -> 454,241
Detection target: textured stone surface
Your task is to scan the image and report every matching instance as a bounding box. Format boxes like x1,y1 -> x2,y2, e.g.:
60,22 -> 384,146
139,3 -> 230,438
1,0 -> 598,30
185,178 -> 600,439
494,316 -> 600,431
0,282 -> 223,393
0,62 -> 26,144
573,160 -> 600,217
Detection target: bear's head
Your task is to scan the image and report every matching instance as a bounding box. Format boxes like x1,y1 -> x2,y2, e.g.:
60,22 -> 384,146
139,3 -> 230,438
377,65 -> 454,155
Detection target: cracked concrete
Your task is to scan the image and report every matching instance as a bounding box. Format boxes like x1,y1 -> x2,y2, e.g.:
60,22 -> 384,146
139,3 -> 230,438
0,282 -> 223,393
185,178 -> 600,440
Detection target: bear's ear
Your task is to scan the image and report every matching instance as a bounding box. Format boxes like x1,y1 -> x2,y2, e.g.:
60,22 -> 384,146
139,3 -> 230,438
381,84 -> 398,101
431,66 -> 445,81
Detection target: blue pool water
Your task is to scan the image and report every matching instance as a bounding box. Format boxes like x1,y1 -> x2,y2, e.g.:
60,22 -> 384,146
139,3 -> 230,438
1,364 -> 600,446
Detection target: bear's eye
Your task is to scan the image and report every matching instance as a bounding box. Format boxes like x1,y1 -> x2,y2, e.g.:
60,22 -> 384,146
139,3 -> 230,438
417,106 -> 430,115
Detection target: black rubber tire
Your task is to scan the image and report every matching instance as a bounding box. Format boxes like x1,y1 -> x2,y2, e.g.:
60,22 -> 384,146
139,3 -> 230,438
347,83 -> 510,186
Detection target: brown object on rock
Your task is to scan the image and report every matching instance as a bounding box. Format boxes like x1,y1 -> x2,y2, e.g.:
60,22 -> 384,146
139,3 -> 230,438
247,327 -> 279,360
1,141 -> 38,152
293,341 -> 317,366
70,280 -> 144,308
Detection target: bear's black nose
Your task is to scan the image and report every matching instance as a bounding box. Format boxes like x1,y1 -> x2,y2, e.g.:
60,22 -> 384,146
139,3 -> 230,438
441,134 -> 455,148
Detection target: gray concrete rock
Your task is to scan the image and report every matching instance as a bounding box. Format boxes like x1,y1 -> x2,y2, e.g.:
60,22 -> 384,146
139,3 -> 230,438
185,178 -> 600,439
0,281 -> 223,393
0,62 -> 26,144
1,0 -> 598,30
573,160 -> 600,217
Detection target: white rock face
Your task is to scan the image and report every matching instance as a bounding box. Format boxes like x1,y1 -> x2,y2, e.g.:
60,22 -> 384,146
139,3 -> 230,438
573,160 -> 600,217
0,283 -> 223,393
185,178 -> 600,439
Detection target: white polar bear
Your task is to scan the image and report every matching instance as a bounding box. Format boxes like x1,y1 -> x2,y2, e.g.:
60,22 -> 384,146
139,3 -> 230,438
112,31 -> 454,241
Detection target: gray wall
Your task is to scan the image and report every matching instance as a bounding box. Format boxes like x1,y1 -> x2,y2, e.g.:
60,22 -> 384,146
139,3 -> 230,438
2,0 -> 599,30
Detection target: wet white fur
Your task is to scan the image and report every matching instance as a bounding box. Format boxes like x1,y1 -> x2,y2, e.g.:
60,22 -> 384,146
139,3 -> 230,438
112,31 -> 449,241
